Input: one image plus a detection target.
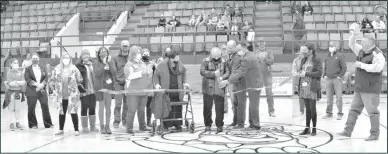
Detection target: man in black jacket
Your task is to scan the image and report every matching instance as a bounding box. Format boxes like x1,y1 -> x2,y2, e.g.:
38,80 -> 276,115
111,40 -> 130,128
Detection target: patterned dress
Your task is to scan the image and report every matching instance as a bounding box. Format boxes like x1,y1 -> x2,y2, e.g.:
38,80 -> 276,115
299,58 -> 318,100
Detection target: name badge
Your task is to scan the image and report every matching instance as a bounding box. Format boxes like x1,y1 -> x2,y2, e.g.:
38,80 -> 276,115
302,82 -> 308,87
106,79 -> 112,84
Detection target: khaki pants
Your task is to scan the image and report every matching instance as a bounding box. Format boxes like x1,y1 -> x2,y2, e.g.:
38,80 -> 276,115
344,92 -> 380,137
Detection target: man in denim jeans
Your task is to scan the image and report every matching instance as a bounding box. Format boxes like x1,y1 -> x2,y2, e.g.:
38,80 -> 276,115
322,41 -> 347,120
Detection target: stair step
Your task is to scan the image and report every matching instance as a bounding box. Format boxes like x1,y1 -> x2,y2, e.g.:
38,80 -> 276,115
255,28 -> 283,31
255,20 -> 281,25
255,11 -> 281,18
265,47 -> 283,54
256,4 -> 280,10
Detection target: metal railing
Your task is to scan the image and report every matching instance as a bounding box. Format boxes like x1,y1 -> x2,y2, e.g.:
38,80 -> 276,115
2,28 -> 386,56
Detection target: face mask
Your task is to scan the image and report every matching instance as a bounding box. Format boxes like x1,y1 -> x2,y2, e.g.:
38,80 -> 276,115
12,64 -> 19,69
212,58 -> 221,63
32,60 -> 39,65
99,53 -> 107,58
142,56 -> 150,62
173,61 -> 179,64
62,59 -> 70,65
329,47 -> 336,53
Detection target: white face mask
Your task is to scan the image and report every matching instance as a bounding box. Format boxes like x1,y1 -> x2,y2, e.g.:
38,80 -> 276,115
329,47 -> 336,53
12,64 -> 19,69
62,59 -> 70,65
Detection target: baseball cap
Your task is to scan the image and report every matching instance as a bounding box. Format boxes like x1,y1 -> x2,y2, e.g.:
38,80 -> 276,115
257,37 -> 265,42
121,40 -> 130,47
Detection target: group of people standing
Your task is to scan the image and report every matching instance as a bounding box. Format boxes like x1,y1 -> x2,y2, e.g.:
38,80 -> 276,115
2,26 -> 385,141
200,38 -> 275,132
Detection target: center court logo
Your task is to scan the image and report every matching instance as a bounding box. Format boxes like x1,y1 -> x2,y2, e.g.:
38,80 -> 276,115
107,122 -> 333,153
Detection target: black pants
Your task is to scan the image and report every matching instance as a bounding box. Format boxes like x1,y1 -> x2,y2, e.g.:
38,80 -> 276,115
163,95 -> 182,129
203,94 -> 224,128
146,96 -> 153,122
27,92 -> 53,128
59,99 -> 79,131
304,98 -> 317,128
80,94 -> 96,116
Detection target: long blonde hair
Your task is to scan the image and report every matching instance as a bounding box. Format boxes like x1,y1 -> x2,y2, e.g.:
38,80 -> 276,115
55,52 -> 74,73
128,45 -> 143,63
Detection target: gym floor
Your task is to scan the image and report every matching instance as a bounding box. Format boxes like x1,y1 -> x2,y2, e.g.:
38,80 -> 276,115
1,94 -> 387,153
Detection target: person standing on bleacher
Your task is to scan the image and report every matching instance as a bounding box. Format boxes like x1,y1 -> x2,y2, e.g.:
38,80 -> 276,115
338,26 -> 386,141
111,40 -> 130,129
322,41 -> 347,120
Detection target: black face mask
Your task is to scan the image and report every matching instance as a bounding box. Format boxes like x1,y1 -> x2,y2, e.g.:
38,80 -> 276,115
212,58 -> 221,63
173,61 -> 179,64
142,56 -> 150,62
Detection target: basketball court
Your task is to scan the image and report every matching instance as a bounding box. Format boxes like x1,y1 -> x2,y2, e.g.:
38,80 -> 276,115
1,94 -> 387,153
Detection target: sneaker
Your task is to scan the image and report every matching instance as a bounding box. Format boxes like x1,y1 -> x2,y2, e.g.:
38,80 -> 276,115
31,126 -> 38,129
228,122 -> 237,127
337,114 -> 343,120
127,130 -> 134,134
233,124 -> 244,129
74,131 -> 80,136
322,113 -> 333,119
217,127 -> 223,133
113,123 -> 119,129
299,128 -> 310,135
10,123 -> 16,131
337,131 -> 351,137
105,125 -> 112,134
205,126 -> 211,132
365,135 -> 379,141
269,112 -> 276,117
175,126 -> 183,132
54,130 -> 64,135
140,127 -> 151,132
15,122 -> 23,130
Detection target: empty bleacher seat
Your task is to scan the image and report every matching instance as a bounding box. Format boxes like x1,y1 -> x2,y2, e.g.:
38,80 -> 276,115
318,33 -> 330,50
322,6 -> 331,14
335,14 -> 345,22
161,36 -> 171,50
345,14 -> 356,23
217,35 -> 228,46
150,36 -> 161,52
332,6 -> 342,14
325,15 -> 335,22
377,33 -> 387,49
205,35 -> 216,52
314,15 -> 324,23
283,15 -> 293,23
342,6 -> 352,14
306,23 -> 315,30
327,23 -> 337,30
338,23 -> 348,30
353,6 -> 363,13
195,35 -> 205,52
183,36 -> 193,52
139,37 -> 148,48
363,6 -> 374,14
155,27 -> 165,35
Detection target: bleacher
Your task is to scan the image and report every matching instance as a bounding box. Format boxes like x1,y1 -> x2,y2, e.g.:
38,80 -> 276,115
1,1 -> 78,57
282,1 -> 387,52
110,1 -> 255,56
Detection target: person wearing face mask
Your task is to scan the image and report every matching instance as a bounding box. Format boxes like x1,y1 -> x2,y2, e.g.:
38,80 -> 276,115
322,41 -> 347,120
296,43 -> 322,136
141,48 -> 156,127
223,40 -> 247,129
50,52 -> 83,136
123,46 -> 152,134
338,27 -> 386,141
75,49 -> 98,133
200,47 -> 231,133
94,47 -> 115,134
220,43 -> 263,131
153,50 -> 189,132
255,37 -> 275,117
156,47 -> 171,66
111,40 -> 130,129
24,53 -> 54,129
3,58 -> 26,131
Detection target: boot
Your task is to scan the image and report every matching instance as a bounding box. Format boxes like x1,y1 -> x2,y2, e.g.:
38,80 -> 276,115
81,116 -> 89,133
100,124 -> 107,134
89,115 -> 99,132
105,124 -> 112,134
299,128 -> 310,135
147,117 -> 152,127
311,128 -> 317,136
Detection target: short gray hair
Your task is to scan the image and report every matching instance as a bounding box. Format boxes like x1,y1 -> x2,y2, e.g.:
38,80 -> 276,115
363,35 -> 376,45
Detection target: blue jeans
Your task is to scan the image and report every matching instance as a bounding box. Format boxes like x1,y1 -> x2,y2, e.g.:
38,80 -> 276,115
325,78 -> 343,115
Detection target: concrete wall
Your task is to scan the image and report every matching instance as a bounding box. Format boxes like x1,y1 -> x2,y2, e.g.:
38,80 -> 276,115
50,13 -> 81,58
104,11 -> 128,49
